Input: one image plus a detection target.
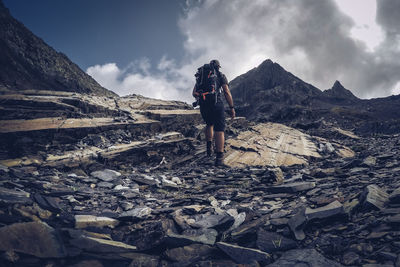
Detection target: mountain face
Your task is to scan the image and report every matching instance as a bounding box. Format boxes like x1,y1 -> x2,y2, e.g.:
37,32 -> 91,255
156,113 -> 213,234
322,80 -> 358,101
230,59 -> 321,119
0,1 -> 116,96
230,59 -> 400,134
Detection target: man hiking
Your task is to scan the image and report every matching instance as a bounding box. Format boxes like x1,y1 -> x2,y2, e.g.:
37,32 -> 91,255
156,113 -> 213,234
192,59 -> 235,166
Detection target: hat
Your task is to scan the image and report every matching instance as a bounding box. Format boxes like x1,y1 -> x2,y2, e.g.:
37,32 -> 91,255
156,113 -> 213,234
210,59 -> 221,68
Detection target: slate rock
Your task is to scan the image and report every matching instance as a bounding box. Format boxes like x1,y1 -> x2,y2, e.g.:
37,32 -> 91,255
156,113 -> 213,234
256,229 -> 297,253
119,207 -> 152,220
191,213 -> 234,231
130,174 -> 160,186
0,187 -> 31,204
69,260 -> 104,267
389,187 -> 400,204
75,215 -> 119,229
342,251 -> 360,265
268,182 -> 316,193
0,221 -> 66,258
266,249 -> 345,267
91,169 -> 121,182
287,208 -> 307,241
165,244 -> 215,263
216,242 -> 271,264
387,214 -> 400,224
70,235 -> 137,253
126,253 -> 160,267
360,184 -> 389,210
305,200 -> 344,221
231,215 -> 269,240
97,182 -> 114,189
165,229 -> 218,246
362,156 -> 376,167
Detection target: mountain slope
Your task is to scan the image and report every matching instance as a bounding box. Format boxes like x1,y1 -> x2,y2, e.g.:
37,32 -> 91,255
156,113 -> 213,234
0,1 -> 116,97
230,59 -> 400,134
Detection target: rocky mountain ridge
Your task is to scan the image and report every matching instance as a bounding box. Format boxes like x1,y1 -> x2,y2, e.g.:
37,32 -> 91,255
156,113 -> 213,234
0,0 -> 116,97
230,59 -> 400,135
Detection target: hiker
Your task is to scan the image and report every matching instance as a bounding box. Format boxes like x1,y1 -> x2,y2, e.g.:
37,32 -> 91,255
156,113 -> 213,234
192,59 -> 235,166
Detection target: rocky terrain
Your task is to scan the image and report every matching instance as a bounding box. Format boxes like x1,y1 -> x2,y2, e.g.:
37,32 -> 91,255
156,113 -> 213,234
1,1 -> 400,266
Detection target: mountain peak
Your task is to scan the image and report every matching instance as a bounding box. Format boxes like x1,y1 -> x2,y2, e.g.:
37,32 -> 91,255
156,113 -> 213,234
332,80 -> 345,90
323,80 -> 358,100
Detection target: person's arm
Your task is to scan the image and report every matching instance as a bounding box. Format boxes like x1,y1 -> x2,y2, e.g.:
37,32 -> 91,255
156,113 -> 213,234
192,86 -> 197,98
222,84 -> 235,119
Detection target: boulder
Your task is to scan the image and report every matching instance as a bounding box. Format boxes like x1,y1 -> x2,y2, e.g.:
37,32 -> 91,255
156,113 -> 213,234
0,221 -> 66,258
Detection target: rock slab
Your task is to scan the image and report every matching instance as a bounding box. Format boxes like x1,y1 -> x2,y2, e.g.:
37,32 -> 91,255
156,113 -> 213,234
217,241 -> 271,264
305,200 -> 344,221
266,248 -> 345,267
0,221 -> 66,258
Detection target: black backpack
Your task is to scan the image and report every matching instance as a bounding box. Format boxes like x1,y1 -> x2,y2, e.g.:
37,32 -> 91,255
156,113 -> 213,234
194,64 -> 220,105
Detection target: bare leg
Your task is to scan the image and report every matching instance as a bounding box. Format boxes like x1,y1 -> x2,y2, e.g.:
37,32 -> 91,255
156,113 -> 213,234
215,131 -> 224,152
206,125 -> 214,141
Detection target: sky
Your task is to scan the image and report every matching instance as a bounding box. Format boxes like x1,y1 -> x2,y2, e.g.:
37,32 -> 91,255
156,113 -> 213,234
4,0 -> 400,102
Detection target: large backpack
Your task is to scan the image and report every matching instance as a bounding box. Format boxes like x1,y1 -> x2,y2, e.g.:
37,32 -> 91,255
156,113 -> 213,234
194,64 -> 220,105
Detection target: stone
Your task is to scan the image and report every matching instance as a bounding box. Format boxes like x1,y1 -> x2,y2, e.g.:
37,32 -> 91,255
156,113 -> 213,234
171,177 -> 182,185
125,253 -> 160,267
216,242 -> 271,264
342,251 -> 360,265
0,221 -> 66,258
97,182 -> 114,189
91,169 -> 121,182
70,235 -> 137,253
361,184 -> 389,210
74,215 -> 119,229
305,200 -> 344,221
362,156 -> 377,167
287,208 -> 307,241
268,182 -> 316,194
343,198 -> 359,215
231,215 -> 269,240
256,229 -> 297,253
119,207 -> 152,220
387,214 -> 400,224
389,187 -> 400,204
69,260 -> 104,267
130,174 -> 160,186
266,249 -> 345,267
113,184 -> 130,190
165,229 -> 218,246
263,167 -> 284,184
0,187 -> 31,204
191,213 -> 234,231
165,244 -> 215,263
227,210 -> 246,231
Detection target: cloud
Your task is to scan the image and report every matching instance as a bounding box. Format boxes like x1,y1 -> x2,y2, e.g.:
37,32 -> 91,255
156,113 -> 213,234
87,58 -> 192,102
88,0 -> 400,101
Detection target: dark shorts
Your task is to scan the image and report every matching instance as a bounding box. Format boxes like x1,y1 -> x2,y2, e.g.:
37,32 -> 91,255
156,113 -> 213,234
200,103 -> 225,131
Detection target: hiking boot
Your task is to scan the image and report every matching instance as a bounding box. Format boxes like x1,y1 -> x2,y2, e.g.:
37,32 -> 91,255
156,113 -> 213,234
215,152 -> 224,166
